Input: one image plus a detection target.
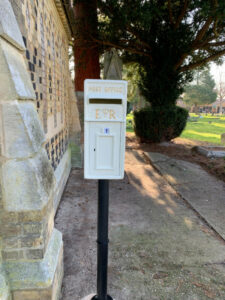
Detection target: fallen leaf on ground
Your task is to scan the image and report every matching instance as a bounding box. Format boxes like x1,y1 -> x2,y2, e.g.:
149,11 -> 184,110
153,272 -> 168,279
204,290 -> 216,299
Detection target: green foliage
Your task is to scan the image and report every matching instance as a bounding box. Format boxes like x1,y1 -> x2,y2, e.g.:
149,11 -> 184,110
137,62 -> 191,107
126,113 -> 134,132
183,69 -> 217,106
123,63 -> 140,105
97,0 -> 225,107
133,106 -> 189,142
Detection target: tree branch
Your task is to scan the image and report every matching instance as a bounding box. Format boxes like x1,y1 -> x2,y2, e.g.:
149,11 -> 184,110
168,0 -> 174,25
90,36 -> 152,58
174,53 -> 189,70
179,48 -> 225,72
206,40 -> 225,47
175,13 -> 216,70
126,25 -> 152,50
98,1 -> 119,19
192,16 -> 213,46
192,0 -> 218,46
193,36 -> 217,50
174,0 -> 189,29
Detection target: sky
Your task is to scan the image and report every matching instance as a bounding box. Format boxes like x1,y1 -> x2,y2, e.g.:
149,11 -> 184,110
210,62 -> 225,86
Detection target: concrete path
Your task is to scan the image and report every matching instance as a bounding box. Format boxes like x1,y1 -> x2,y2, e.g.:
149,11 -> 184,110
144,152 -> 225,241
56,150 -> 225,300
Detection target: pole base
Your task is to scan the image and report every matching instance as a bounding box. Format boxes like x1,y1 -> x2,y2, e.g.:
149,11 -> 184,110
91,295 -> 113,300
81,294 -> 96,300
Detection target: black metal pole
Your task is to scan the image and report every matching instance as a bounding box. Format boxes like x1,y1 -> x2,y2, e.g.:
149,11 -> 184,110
92,180 -> 113,300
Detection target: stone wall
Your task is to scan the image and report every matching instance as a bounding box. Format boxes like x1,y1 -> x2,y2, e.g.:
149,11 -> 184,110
0,0 -> 81,299
9,0 -> 82,208
10,0 -> 81,172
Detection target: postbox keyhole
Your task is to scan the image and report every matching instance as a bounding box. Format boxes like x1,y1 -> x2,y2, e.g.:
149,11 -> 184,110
94,148 -> 96,152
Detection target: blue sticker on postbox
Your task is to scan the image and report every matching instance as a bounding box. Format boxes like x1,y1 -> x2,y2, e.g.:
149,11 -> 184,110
104,128 -> 110,135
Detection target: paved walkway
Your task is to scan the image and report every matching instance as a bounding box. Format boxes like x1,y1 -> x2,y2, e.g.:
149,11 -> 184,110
144,152 -> 225,241
56,150 -> 225,300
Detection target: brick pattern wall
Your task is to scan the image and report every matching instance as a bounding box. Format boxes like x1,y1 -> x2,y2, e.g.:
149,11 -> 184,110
45,129 -> 69,170
10,0 -> 70,170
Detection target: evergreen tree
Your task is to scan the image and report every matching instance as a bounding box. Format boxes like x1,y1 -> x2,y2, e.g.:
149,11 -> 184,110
216,71 -> 225,114
96,0 -> 225,107
183,69 -> 217,110
69,0 -> 225,141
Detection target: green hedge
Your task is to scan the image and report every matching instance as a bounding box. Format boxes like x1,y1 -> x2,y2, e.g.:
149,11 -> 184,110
134,106 -> 188,143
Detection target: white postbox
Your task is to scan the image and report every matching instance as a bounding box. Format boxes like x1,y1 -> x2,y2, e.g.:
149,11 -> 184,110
84,79 -> 127,179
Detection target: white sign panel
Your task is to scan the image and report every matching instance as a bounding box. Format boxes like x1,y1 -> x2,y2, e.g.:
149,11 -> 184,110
84,79 -> 127,179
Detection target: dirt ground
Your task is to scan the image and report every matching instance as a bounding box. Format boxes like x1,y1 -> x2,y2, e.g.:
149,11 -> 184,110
126,133 -> 225,182
56,150 -> 225,300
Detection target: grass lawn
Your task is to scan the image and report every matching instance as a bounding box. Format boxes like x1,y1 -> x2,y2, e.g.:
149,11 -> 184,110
126,113 -> 134,133
181,114 -> 225,144
126,113 -> 225,145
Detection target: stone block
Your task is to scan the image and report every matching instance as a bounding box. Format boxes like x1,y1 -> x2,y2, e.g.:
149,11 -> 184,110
0,208 -> 54,257
0,101 -> 45,158
23,223 -> 42,235
13,289 -> 51,300
17,200 -> 52,223
0,223 -> 22,238
0,0 -> 25,51
2,250 -> 24,261
1,220 -> 51,260
1,149 -> 55,212
0,38 -> 35,101
25,249 -> 44,260
0,212 -> 18,223
54,148 -> 71,210
0,265 -> 11,300
20,236 -> 43,249
221,133 -> 225,145
5,229 -> 63,299
42,213 -> 54,252
2,237 -> 19,249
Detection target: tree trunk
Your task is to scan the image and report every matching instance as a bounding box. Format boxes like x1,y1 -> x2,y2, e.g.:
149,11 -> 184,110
219,99 -> 223,115
193,103 -> 198,113
73,0 -> 100,92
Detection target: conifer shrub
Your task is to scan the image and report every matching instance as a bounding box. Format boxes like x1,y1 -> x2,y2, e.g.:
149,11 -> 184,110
134,106 -> 188,143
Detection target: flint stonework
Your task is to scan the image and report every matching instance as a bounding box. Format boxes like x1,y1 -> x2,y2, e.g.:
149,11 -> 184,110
0,0 -> 67,298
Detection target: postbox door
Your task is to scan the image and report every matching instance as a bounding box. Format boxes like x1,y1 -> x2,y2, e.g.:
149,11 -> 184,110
89,122 -> 121,177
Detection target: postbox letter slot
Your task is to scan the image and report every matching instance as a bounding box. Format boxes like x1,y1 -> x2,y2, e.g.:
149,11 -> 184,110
89,99 -> 122,105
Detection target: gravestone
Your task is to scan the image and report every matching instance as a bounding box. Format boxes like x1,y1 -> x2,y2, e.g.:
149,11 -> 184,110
104,48 -> 122,80
221,133 -> 225,145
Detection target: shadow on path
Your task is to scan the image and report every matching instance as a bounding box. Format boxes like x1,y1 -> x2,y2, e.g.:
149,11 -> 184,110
56,150 -> 225,300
